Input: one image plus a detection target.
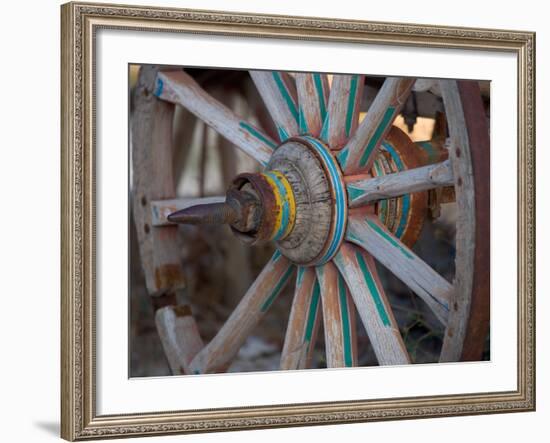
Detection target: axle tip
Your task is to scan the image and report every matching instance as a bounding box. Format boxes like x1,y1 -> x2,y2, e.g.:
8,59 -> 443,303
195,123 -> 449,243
167,202 -> 239,225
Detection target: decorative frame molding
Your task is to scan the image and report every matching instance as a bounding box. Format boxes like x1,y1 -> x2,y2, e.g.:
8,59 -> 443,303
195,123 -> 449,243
61,1 -> 535,440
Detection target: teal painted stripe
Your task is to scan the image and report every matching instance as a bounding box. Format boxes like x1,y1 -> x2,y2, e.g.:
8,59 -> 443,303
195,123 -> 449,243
372,160 -> 387,224
260,265 -> 294,312
296,266 -> 306,287
272,72 -> 299,123
337,273 -> 353,366
355,251 -> 391,327
336,147 -> 349,168
314,74 -> 327,122
277,125 -> 290,142
304,279 -> 321,344
298,106 -> 308,134
367,219 -> 413,259
347,185 -> 365,202
273,249 -> 282,262
320,113 -> 330,141
359,106 -> 396,168
265,171 -> 291,241
418,141 -> 438,164
383,142 -> 410,238
345,75 -> 359,137
239,121 -> 277,150
153,77 -> 164,97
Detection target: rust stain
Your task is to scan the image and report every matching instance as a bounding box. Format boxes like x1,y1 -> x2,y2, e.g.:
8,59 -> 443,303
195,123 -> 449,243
173,304 -> 193,318
154,264 -> 186,291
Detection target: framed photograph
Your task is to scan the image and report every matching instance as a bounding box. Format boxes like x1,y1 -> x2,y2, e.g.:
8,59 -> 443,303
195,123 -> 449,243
61,1 -> 535,440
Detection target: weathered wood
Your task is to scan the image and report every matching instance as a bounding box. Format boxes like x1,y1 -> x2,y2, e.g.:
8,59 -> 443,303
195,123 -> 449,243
131,66 -> 186,295
338,77 -> 415,174
155,70 -> 275,165
155,305 -> 204,375
190,252 -> 294,374
346,160 -> 454,207
280,267 -> 322,370
295,73 -> 329,137
151,197 -> 226,227
315,262 -> 358,368
346,215 -> 451,325
439,80 -> 489,362
333,243 -> 410,365
250,71 -> 299,141
320,74 -> 364,150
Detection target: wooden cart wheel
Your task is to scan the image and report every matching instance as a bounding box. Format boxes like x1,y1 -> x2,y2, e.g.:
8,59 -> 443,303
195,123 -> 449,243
132,66 -> 489,374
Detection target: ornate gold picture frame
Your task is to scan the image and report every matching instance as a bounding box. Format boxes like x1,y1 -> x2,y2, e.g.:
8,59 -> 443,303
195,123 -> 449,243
61,1 -> 535,440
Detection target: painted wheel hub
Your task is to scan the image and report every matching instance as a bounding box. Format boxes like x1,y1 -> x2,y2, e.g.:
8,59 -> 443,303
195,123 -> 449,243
231,136 -> 348,266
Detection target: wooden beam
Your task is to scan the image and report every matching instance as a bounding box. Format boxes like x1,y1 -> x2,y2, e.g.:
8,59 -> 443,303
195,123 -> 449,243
155,305 -> 204,375
250,71 -> 299,141
295,73 -> 329,137
132,66 -> 186,295
333,243 -> 410,365
280,267 -> 322,370
346,215 -> 451,325
190,252 -> 294,374
155,70 -> 275,165
315,262 -> 358,368
320,74 -> 364,150
347,160 -> 454,207
338,77 -> 415,174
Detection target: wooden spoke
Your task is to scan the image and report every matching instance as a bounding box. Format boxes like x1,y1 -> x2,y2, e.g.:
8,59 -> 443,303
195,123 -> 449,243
155,70 -> 275,165
189,252 -> 294,374
333,243 -> 409,365
315,262 -> 358,368
338,77 -> 415,174
320,74 -> 364,150
346,215 -> 451,325
155,305 -> 204,375
249,71 -> 299,141
150,196 -> 226,227
295,73 -> 329,137
280,267 -> 322,370
346,160 -> 454,207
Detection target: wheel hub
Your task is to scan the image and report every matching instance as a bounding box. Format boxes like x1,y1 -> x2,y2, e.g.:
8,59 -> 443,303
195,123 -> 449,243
231,136 -> 348,266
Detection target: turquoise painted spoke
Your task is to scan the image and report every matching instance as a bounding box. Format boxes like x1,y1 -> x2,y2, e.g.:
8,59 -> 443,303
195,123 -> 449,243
345,75 -> 359,137
314,74 -> 327,121
355,252 -> 391,327
260,265 -> 294,312
366,219 -> 413,259
304,279 -> 321,343
337,148 -> 349,168
238,121 -> 277,150
359,106 -> 396,167
272,72 -> 299,123
337,274 -> 353,366
347,186 -> 365,202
